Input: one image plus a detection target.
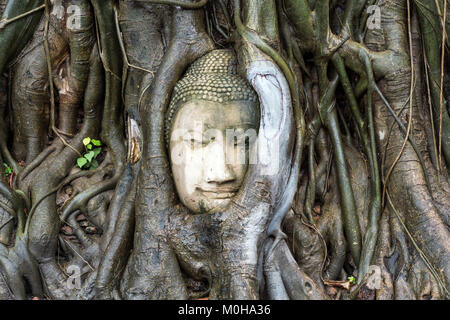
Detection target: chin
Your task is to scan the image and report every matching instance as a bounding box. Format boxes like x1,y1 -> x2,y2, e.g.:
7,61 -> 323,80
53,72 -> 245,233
192,198 -> 232,214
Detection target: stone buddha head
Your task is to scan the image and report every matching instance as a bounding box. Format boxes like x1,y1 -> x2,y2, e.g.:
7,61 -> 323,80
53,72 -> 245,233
166,50 -> 260,214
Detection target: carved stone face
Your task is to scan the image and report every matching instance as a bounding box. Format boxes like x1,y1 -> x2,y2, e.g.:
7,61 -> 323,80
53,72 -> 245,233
169,99 -> 259,214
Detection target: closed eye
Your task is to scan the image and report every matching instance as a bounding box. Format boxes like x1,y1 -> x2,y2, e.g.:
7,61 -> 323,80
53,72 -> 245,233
183,137 -> 203,147
233,136 -> 246,146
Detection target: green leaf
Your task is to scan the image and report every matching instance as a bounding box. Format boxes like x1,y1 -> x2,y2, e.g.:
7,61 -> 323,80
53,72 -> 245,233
3,163 -> 12,175
83,137 -> 91,146
89,159 -> 99,170
77,157 -> 88,168
93,147 -> 101,158
91,139 -> 101,146
86,144 -> 92,150
84,151 -> 95,163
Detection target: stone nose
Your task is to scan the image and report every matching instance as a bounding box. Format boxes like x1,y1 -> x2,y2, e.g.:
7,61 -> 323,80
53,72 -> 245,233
205,140 -> 236,185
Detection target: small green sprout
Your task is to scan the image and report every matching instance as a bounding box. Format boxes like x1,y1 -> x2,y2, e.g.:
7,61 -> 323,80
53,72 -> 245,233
3,163 -> 13,177
76,137 -> 102,170
348,276 -> 357,285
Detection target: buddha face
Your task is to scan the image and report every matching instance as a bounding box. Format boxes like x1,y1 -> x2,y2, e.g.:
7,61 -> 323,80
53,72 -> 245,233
169,99 -> 259,214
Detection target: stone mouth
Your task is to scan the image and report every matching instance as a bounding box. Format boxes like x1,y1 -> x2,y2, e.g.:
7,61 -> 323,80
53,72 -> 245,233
197,189 -> 238,200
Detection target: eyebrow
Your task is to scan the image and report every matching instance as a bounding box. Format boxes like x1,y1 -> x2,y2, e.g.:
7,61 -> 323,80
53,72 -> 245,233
224,123 -> 257,130
183,123 -> 257,131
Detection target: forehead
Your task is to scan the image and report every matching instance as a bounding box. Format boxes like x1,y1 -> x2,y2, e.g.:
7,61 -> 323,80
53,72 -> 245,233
171,99 -> 259,131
